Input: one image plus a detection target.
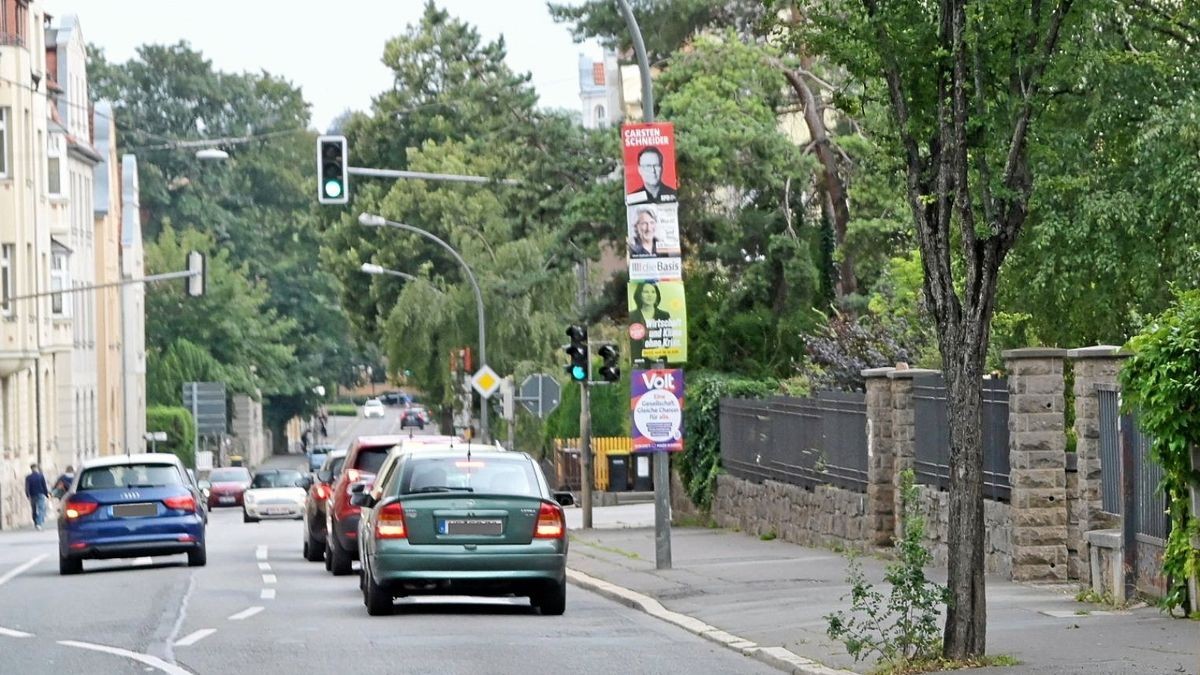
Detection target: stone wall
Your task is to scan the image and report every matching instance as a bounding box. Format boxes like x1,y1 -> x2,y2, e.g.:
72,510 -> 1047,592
913,486 -> 1013,577
712,474 -> 871,552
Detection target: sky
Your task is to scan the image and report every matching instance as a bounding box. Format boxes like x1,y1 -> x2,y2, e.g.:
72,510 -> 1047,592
42,0 -> 602,132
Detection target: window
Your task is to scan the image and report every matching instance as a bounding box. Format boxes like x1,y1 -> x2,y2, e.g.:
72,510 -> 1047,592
0,107 -> 9,178
50,250 -> 68,316
595,104 -> 607,128
46,134 -> 62,195
1,244 -> 13,316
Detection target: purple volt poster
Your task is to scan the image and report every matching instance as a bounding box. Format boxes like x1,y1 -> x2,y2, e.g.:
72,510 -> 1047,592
631,369 -> 684,453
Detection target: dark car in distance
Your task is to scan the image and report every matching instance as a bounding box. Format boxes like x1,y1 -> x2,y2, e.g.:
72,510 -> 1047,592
58,454 -> 207,574
301,448 -> 347,563
400,409 -> 424,430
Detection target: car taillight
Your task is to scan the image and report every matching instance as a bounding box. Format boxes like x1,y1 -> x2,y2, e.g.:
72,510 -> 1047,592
64,501 -> 99,519
314,484 -> 330,500
375,503 -> 407,539
163,495 -> 196,512
534,502 -> 564,539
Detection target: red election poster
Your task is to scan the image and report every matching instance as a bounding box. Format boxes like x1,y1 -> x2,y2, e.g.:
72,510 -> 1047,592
622,123 -> 678,206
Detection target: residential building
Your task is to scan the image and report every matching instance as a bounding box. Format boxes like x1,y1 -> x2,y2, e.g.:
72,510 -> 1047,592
578,51 -> 622,130
0,0 -> 60,529
93,101 -> 124,456
120,153 -> 145,454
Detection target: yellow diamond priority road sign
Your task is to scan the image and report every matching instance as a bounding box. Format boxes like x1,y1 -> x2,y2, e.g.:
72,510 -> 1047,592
471,365 -> 502,399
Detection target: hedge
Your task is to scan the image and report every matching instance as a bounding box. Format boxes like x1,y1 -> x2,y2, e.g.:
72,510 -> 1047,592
146,406 -> 197,469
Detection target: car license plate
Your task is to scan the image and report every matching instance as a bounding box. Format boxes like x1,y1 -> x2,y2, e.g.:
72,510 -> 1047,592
439,519 -> 503,536
268,507 -> 289,515
219,496 -> 235,504
113,503 -> 158,518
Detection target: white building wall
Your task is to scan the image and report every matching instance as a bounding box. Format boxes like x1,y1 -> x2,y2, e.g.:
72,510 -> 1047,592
121,155 -> 146,454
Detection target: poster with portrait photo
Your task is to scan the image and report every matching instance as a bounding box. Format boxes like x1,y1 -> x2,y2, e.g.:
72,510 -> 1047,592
627,280 -> 687,365
622,123 -> 678,205
626,202 -> 681,260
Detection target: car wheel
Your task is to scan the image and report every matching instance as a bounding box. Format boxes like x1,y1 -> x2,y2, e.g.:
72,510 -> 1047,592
329,532 -> 352,576
59,554 -> 82,575
324,540 -> 332,571
243,510 -> 258,524
363,563 -> 392,616
533,581 -> 566,616
188,543 -> 207,567
303,528 -> 325,562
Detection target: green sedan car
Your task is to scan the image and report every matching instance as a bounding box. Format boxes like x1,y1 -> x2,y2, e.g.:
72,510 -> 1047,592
353,449 -> 573,616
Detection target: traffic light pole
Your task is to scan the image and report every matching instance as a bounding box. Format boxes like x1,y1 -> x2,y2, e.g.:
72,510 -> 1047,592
579,380 -> 593,529
617,0 -> 671,571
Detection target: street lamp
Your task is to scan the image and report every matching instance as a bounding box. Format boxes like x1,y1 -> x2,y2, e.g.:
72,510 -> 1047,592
195,148 -> 229,161
358,212 -> 490,442
360,262 -> 447,294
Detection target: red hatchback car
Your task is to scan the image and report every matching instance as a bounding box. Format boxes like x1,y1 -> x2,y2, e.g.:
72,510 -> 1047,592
206,467 -> 252,508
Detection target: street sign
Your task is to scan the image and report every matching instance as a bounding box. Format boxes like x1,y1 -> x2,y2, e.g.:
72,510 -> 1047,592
182,382 -> 227,435
195,451 -> 214,472
145,432 -> 168,442
471,365 -> 502,399
518,374 -> 561,419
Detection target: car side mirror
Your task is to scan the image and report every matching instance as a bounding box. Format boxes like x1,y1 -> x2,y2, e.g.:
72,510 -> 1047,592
198,480 -> 211,490
297,477 -> 312,489
350,483 -> 366,495
553,491 -> 575,507
316,470 -> 331,483
349,492 -> 375,507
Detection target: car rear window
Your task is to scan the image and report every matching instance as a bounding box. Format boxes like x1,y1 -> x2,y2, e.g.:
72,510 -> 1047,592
79,464 -> 183,490
353,447 -> 391,474
398,457 -> 539,497
252,470 -> 303,488
210,468 -> 250,482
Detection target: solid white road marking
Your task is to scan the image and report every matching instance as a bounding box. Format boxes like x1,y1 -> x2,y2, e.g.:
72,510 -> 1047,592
257,562 -> 271,571
260,589 -> 276,600
227,606 -> 264,621
255,546 -> 268,561
0,555 -> 47,588
133,557 -> 153,566
173,628 -> 216,647
0,626 -> 33,638
262,574 -> 277,584
58,640 -> 191,675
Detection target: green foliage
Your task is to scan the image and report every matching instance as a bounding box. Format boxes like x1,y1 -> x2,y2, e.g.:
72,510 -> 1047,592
827,470 -> 950,668
146,406 -> 197,469
325,404 -> 358,417
543,373 -> 629,440
1119,288 -> 1200,614
986,313 -> 1040,374
678,371 -> 777,510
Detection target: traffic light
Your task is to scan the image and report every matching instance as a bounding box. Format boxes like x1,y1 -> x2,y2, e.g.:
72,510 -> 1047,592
598,344 -> 620,383
186,251 -> 205,298
565,324 -> 588,382
317,135 -> 349,204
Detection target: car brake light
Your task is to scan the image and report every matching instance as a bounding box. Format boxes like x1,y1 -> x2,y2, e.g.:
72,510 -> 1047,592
314,484 -> 330,500
65,501 -> 99,519
534,502 -> 564,539
163,495 -> 196,512
375,502 -> 407,539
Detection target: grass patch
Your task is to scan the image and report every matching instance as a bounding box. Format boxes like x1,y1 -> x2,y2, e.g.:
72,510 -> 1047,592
672,513 -> 719,528
325,403 -> 358,416
760,531 -> 778,541
569,535 -> 641,560
871,654 -> 1020,674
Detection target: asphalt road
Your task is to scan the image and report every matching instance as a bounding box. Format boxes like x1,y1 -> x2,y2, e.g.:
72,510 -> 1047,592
0,407 -> 775,675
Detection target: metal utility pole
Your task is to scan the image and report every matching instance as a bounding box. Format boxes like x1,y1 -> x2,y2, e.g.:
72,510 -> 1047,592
579,379 -> 593,529
617,0 -> 671,570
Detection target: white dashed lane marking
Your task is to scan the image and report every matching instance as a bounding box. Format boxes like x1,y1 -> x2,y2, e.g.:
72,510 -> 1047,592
262,574 -> 276,584
0,626 -> 33,638
58,640 -> 191,675
228,606 -> 264,621
173,628 -> 216,647
257,562 -> 271,571
255,546 -> 268,561
260,589 -> 276,600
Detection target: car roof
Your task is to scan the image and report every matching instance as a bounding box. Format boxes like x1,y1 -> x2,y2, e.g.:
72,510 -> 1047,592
254,468 -> 302,474
400,449 -> 527,462
349,435 -> 413,450
81,453 -> 182,469
364,398 -> 383,404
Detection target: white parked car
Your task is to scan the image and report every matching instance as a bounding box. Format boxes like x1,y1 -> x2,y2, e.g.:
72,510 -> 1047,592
243,469 -> 307,523
362,398 -> 386,419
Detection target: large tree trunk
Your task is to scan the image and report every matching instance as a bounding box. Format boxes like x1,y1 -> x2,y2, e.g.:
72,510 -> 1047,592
942,341 -> 988,657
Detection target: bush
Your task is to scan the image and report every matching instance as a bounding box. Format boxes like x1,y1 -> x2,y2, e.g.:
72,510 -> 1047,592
543,373 -> 629,440
325,403 -> 358,417
146,406 -> 197,469
677,371 -> 777,510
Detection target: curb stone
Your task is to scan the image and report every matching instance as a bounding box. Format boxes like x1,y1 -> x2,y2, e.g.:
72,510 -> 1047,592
566,568 -> 859,675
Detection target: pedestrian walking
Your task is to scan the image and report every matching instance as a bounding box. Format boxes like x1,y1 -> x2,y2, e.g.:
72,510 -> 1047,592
24,463 -> 51,530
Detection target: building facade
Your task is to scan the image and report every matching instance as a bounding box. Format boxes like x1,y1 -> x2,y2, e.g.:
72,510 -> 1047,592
93,101 -> 124,456
120,154 -> 146,455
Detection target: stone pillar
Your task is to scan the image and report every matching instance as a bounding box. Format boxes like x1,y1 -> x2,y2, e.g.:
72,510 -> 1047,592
888,368 -> 940,540
1005,348 -> 1069,582
1067,345 -> 1126,580
863,367 -> 896,546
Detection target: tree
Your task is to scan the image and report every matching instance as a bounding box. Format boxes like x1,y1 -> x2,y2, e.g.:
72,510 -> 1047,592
790,0 -> 1081,658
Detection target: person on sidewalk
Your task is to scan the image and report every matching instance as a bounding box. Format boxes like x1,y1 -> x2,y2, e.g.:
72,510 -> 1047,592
51,465 -> 75,499
24,464 -> 51,530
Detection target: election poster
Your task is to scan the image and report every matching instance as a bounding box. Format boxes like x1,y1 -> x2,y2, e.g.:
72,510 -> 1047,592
628,280 -> 687,365
622,123 -> 678,206
631,369 -> 684,453
626,202 -> 681,259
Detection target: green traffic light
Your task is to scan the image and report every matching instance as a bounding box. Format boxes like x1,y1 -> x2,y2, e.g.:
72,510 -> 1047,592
570,365 -> 587,382
323,180 -> 343,199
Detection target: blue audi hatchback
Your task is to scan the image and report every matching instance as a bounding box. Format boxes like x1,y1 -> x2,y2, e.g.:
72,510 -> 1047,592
58,453 -> 207,575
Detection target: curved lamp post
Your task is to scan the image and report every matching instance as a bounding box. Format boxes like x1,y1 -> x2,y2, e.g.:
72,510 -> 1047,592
358,213 -> 490,442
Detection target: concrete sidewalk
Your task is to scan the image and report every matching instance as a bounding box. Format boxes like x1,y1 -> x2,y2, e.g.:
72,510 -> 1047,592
565,505 -> 1198,674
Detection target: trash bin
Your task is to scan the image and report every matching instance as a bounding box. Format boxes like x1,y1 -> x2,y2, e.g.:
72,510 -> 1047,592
632,453 -> 653,491
607,454 -> 630,492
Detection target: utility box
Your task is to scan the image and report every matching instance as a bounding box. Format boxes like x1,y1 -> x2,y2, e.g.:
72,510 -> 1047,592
607,454 -> 630,492
633,453 -> 653,491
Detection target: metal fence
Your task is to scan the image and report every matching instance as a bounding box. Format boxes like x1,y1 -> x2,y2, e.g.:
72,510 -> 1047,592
1096,387 -> 1168,541
720,392 -> 869,493
912,373 -> 1011,501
